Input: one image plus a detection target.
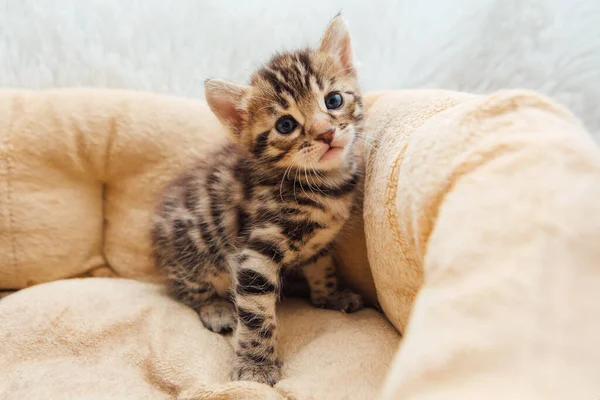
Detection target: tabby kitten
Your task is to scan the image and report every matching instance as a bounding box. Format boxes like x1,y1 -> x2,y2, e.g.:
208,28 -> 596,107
151,15 -> 364,386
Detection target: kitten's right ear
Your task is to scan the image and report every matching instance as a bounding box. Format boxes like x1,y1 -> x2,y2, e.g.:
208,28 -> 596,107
320,14 -> 355,74
205,79 -> 250,133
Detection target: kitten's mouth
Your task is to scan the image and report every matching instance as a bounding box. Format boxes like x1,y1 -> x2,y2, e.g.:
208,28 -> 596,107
319,146 -> 344,162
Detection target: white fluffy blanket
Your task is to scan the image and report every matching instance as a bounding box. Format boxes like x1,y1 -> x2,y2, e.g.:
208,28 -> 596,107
0,0 -> 599,136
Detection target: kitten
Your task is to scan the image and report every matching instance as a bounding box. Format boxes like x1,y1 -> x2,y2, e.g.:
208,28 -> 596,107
151,15 -> 364,386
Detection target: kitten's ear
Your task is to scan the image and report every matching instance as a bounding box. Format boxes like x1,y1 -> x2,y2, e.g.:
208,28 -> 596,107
319,14 -> 355,73
205,79 -> 250,133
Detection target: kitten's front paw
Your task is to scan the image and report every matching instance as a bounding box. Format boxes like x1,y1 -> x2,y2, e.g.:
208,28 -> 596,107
199,298 -> 237,334
324,289 -> 364,313
231,358 -> 282,386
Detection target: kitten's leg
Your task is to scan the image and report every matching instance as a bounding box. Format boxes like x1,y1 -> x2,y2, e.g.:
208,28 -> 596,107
199,297 -> 236,334
199,270 -> 236,333
168,271 -> 236,334
303,253 -> 363,313
231,247 -> 282,386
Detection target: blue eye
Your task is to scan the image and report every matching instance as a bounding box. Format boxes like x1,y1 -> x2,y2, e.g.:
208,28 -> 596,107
325,92 -> 343,110
275,116 -> 298,134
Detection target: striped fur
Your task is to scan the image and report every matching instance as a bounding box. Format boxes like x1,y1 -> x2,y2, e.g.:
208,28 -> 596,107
151,15 -> 363,386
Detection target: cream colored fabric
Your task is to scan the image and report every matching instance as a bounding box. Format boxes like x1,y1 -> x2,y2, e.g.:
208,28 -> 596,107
0,278 -> 398,399
0,89 -> 399,399
355,91 -> 600,399
2,88 -> 600,399
0,89 -> 226,288
340,90 -> 480,328
0,88 -> 375,298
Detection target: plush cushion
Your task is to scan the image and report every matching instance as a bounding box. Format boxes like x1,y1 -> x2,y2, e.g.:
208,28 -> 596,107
0,278 -> 398,399
0,89 -> 397,399
361,91 -> 600,400
0,89 -> 227,287
1,88 -> 599,399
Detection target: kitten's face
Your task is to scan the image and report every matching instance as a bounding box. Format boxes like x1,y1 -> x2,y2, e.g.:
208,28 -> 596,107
244,51 -> 362,172
206,15 -> 363,173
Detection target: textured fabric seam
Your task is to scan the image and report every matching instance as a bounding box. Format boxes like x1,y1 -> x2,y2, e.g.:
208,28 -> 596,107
3,95 -> 17,273
382,102 -> 465,256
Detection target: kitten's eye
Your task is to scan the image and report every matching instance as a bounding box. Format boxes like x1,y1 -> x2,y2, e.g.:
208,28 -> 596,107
325,92 -> 343,110
275,116 -> 298,135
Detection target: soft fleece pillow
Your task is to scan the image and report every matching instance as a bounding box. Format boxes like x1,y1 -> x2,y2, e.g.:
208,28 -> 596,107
1,89 -> 599,400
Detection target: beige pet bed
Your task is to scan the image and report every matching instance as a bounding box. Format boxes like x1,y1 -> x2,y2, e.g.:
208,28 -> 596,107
0,88 -> 599,399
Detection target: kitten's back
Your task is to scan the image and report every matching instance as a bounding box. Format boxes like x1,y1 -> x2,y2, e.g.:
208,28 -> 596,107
151,142 -> 249,273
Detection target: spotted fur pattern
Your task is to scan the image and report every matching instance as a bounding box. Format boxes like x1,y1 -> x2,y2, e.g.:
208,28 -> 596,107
151,15 -> 364,386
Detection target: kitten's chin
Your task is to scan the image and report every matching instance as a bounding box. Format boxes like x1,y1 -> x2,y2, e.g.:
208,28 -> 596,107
316,146 -> 347,170
320,147 -> 344,162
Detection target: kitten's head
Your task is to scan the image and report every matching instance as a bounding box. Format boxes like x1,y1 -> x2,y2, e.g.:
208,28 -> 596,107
205,15 -> 363,173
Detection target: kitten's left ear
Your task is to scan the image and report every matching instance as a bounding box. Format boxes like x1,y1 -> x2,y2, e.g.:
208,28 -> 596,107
319,14 -> 355,74
205,79 -> 250,134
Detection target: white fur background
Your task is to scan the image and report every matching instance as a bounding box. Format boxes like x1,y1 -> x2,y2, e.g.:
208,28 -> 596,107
1,0 -> 599,138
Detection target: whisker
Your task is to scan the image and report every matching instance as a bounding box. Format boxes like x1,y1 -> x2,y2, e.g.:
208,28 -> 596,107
308,168 -> 325,193
293,167 -> 299,205
310,166 -> 329,189
354,137 -> 379,156
355,137 -> 376,151
297,166 -> 313,200
279,163 -> 294,202
360,134 -> 383,145
303,163 -> 324,196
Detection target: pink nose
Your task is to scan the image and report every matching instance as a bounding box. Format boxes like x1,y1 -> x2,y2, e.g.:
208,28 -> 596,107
311,116 -> 335,145
316,128 -> 335,145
